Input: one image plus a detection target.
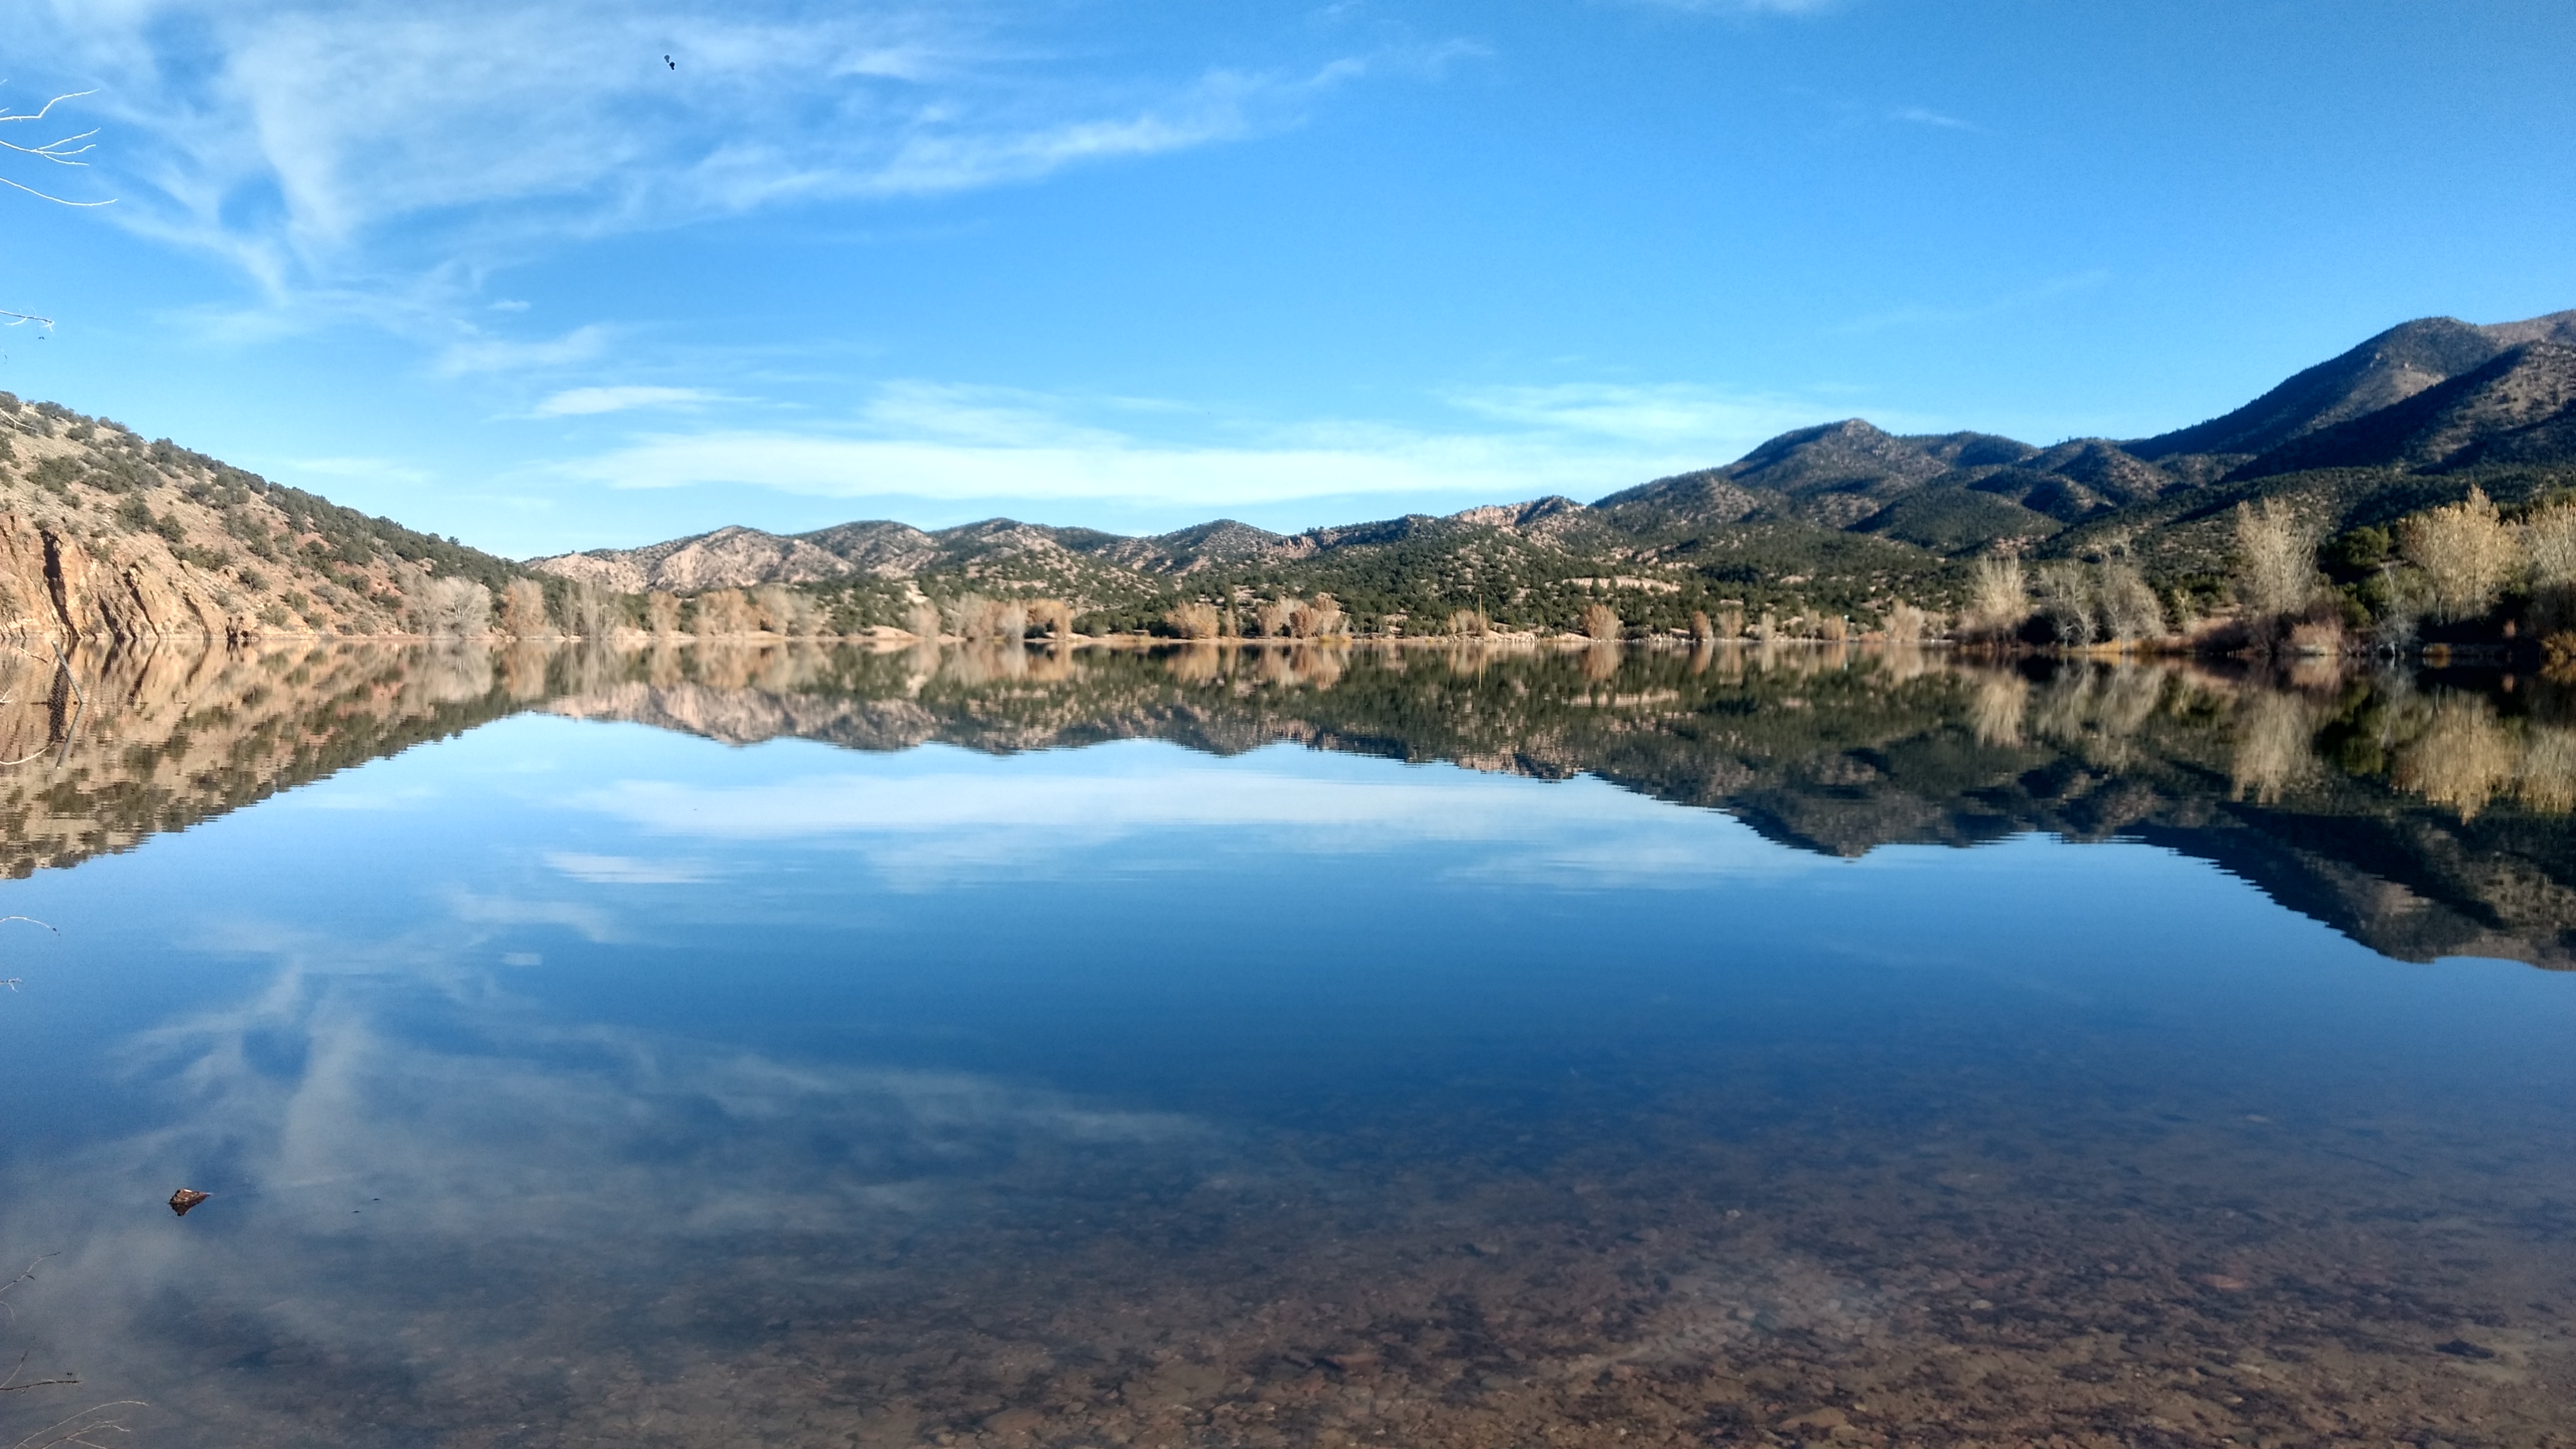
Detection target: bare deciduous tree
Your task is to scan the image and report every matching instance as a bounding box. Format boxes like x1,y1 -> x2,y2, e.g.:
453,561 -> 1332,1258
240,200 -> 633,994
1291,594 -> 1345,640
944,593 -> 1026,641
1579,602 -> 1621,641
2400,486 -> 2517,623
2522,500 -> 2576,635
2232,498 -> 2320,623
1964,556 -> 2029,641
415,576 -> 491,637
1163,601 -> 1220,640
2097,562 -> 2167,643
693,588 -> 759,635
497,578 -> 550,638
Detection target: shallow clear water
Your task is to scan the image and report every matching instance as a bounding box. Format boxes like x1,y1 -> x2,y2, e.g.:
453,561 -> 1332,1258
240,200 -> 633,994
1,644 -> 2572,1446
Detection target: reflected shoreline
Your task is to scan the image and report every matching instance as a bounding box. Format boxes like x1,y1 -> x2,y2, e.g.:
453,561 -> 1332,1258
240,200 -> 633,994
8,636 -> 2576,968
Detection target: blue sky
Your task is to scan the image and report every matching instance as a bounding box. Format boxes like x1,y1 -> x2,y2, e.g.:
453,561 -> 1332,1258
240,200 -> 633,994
0,0 -> 2570,558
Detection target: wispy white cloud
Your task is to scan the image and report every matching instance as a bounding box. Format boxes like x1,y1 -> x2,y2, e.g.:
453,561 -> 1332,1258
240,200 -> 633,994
6,1 -> 1420,309
531,385 -> 723,418
437,324 -> 613,377
1889,105 -> 1976,131
283,454 -> 434,485
541,375 -> 1874,508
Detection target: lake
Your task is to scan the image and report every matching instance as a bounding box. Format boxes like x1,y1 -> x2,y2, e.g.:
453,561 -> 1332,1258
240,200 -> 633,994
0,640 -> 2570,1447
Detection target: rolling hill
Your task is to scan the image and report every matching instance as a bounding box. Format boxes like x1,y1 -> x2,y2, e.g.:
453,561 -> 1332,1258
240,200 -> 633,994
527,307 -> 2576,636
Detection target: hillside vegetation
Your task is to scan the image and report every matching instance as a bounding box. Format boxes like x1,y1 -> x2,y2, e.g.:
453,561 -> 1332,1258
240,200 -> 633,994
10,308 -> 2576,651
532,310 -> 2576,650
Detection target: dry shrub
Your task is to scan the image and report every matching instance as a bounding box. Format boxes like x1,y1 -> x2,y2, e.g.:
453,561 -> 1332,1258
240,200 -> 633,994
2285,618 -> 2343,656
1031,598 -> 1076,639
1579,602 -> 1621,641
2231,687 -> 2319,804
1964,557 -> 2029,641
1715,604 -> 1746,639
1817,615 -> 1849,644
645,591 -> 682,634
2233,499 -> 2319,623
1881,602 -> 1929,642
905,598 -> 942,640
1165,601 -> 1221,640
1687,609 -> 1714,642
1448,608 -> 1492,638
2400,486 -> 2517,623
415,576 -> 491,637
2393,693 -> 2517,818
1255,598 -> 1298,638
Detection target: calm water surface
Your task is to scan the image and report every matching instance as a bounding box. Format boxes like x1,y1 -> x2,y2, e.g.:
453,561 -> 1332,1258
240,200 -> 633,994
0,642 -> 2570,1447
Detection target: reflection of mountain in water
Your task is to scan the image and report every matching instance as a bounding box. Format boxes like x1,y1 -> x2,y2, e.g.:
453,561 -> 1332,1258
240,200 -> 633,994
0,642 -> 541,877
14,638 -> 2576,968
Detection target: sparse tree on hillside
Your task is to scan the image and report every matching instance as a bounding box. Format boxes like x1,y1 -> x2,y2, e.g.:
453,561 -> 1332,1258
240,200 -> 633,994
2400,486 -> 2518,623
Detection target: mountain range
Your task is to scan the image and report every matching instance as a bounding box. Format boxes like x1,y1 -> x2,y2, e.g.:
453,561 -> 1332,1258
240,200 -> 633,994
531,309 -> 2576,634
0,308 -> 2570,647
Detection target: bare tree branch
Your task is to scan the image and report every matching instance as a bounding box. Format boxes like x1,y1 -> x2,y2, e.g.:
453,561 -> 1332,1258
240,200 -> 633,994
0,88 -> 110,207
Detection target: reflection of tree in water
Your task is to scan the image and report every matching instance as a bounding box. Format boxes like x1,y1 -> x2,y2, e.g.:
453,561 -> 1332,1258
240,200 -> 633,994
18,637 -> 2576,967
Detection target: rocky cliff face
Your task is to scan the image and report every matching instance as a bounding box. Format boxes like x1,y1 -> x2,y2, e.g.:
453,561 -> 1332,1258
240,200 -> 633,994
0,392 -> 527,640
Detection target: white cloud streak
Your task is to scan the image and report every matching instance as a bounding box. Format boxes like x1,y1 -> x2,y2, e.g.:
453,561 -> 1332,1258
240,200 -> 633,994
547,377 -> 1851,508
532,385 -> 724,417
7,2 -> 1394,303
